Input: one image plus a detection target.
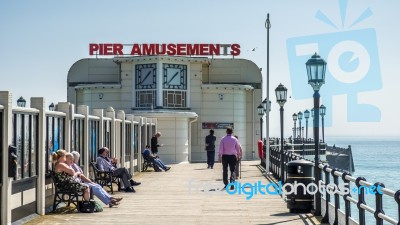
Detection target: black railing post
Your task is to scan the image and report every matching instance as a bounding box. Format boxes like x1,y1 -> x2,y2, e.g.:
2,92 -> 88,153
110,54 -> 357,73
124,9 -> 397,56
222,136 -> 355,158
332,169 -> 339,225
260,117 -> 263,141
269,144 -> 272,175
280,106 -> 285,184
394,190 -> 400,225
342,172 -> 352,225
374,182 -> 385,225
322,165 -> 330,223
356,177 -> 366,225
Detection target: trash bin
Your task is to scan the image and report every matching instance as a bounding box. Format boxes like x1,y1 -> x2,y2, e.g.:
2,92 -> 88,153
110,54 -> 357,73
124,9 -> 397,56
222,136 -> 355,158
285,159 -> 314,213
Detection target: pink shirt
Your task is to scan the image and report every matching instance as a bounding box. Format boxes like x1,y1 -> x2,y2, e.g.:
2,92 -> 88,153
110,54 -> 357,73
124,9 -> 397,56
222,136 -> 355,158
219,135 -> 240,157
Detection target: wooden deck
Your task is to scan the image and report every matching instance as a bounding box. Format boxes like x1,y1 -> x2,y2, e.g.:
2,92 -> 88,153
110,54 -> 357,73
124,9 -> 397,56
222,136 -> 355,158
25,161 -> 325,225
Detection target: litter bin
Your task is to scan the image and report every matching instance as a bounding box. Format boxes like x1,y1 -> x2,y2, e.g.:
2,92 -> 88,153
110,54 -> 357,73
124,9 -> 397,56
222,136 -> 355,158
285,159 -> 314,213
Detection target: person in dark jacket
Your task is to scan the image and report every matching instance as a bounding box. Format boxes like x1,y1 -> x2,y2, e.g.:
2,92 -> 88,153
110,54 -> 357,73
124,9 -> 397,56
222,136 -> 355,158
205,129 -> 216,169
151,132 -> 162,155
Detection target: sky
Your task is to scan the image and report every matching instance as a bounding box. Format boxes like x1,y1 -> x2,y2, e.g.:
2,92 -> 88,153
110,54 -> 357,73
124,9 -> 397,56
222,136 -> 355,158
1,0 -> 399,138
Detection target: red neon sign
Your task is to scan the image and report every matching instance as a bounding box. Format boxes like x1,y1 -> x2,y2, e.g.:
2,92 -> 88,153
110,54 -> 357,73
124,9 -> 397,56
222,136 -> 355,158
89,43 -> 241,56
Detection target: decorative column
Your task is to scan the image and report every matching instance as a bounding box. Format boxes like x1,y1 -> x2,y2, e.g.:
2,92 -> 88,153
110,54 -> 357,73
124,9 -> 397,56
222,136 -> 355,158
117,110 -> 126,169
106,107 -> 116,159
30,97 -> 47,216
77,105 -> 90,177
0,91 -> 13,224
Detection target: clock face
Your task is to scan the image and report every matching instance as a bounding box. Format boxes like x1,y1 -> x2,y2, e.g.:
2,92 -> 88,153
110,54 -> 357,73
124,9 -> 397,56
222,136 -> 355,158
163,64 -> 187,89
136,64 -> 156,89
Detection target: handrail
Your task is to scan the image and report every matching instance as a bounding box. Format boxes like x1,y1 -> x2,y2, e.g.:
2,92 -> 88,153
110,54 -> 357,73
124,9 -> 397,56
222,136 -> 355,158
74,114 -> 85,119
88,115 -> 100,120
12,107 -> 40,114
268,145 -> 400,225
45,111 -> 66,117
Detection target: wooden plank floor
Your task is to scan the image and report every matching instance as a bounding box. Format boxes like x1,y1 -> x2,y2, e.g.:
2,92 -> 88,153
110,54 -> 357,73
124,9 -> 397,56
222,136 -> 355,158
25,161 -> 324,225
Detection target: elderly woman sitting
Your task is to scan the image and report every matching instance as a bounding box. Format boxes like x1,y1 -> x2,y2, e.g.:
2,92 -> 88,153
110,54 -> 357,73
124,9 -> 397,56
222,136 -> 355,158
52,150 -> 90,201
66,151 -> 122,207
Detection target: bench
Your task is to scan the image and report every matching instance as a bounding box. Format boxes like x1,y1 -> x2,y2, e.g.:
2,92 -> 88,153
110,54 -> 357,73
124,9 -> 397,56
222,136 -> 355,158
50,170 -> 85,212
142,153 -> 162,172
142,154 -> 154,172
90,162 -> 120,193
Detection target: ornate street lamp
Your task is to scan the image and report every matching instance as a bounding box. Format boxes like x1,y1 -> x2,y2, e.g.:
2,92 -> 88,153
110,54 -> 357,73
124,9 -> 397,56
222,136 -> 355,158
320,104 -> 326,143
292,113 -> 297,138
262,98 -> 271,113
17,96 -> 26,107
257,104 -> 264,141
275,83 -> 287,182
306,53 -> 326,216
297,111 -> 303,139
49,102 -> 55,111
304,110 -> 310,140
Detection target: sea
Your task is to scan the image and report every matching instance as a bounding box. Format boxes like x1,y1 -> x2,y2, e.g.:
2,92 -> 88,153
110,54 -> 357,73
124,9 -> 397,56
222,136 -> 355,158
326,136 -> 400,224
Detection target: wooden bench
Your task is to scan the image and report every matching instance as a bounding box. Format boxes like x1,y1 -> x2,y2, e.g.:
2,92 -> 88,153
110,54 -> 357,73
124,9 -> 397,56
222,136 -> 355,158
90,162 -> 120,193
50,170 -> 85,212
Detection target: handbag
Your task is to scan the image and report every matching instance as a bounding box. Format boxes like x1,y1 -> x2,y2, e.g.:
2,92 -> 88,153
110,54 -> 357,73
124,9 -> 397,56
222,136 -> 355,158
78,200 -> 95,213
94,201 -> 103,212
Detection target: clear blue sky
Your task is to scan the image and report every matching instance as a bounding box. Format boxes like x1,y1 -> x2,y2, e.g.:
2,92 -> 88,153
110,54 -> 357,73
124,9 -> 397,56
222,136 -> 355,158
1,0 -> 399,138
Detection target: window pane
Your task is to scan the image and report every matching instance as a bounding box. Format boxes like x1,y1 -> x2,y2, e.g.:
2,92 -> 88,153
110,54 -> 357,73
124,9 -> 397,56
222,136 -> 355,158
59,118 -> 64,149
54,117 -> 59,150
16,114 -> 22,180
31,115 -> 37,176
70,120 -> 75,152
47,117 -> 53,172
79,119 -> 84,163
23,115 -> 30,178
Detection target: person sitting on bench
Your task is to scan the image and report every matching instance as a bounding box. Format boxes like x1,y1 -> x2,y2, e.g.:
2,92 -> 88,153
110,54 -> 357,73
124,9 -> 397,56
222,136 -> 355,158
51,150 -> 91,201
142,145 -> 170,172
96,147 -> 141,193
67,151 -> 122,207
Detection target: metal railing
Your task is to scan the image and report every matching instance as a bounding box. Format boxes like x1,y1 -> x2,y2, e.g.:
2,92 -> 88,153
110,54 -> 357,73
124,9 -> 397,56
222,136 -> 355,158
269,144 -> 400,225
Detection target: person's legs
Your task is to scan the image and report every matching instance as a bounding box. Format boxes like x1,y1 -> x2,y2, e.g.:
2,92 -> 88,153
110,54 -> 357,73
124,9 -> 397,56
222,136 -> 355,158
228,156 -> 237,183
155,158 -> 168,169
206,151 -> 211,167
88,183 -> 111,205
112,167 -> 131,188
235,159 -> 240,179
209,151 -> 215,168
154,159 -> 167,170
222,155 -> 229,185
207,151 -> 210,168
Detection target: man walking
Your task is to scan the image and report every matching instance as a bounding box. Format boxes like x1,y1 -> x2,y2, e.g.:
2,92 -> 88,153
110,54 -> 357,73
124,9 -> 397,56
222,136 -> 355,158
205,129 -> 216,169
218,127 -> 240,189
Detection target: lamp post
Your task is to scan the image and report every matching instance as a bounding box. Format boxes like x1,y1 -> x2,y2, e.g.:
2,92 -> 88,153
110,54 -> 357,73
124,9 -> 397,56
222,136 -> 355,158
49,102 -> 55,111
292,113 -> 297,139
311,108 -> 314,139
265,13 -> 271,173
262,98 -> 271,171
257,104 -> 264,140
306,53 -> 326,216
297,111 -> 303,139
275,83 -> 287,182
304,110 -> 310,140
320,104 -> 326,143
17,96 -> 26,107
